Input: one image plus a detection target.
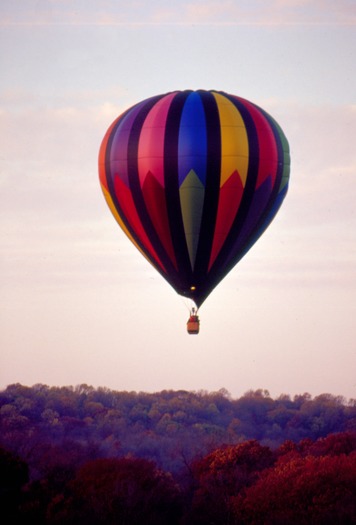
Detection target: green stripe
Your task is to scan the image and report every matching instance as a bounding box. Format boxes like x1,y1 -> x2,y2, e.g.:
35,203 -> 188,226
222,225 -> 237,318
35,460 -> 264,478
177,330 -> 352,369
179,169 -> 205,270
272,118 -> 290,193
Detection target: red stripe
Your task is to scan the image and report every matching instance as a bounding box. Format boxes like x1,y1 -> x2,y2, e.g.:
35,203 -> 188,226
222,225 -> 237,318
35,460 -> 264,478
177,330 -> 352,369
113,176 -> 167,273
236,98 -> 278,189
142,173 -> 178,270
208,170 -> 244,270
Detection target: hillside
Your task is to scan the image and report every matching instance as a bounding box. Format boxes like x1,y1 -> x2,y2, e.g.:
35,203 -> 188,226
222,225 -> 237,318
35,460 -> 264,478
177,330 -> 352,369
1,384 -> 355,523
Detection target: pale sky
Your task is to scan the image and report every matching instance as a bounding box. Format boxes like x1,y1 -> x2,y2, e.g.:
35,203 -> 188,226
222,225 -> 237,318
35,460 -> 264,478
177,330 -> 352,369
1,0 -> 356,400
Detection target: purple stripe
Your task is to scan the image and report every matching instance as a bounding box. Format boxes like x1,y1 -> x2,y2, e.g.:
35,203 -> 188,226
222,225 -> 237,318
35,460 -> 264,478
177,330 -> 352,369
109,100 -> 148,187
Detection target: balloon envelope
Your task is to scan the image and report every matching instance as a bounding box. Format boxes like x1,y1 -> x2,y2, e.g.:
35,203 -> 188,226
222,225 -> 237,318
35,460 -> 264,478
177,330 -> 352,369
99,90 -> 290,307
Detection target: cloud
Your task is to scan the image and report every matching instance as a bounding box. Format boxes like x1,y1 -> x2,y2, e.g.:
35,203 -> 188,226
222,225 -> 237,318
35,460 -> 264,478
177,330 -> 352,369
1,0 -> 355,26
2,95 -> 355,229
1,92 -> 355,302
0,88 -> 148,298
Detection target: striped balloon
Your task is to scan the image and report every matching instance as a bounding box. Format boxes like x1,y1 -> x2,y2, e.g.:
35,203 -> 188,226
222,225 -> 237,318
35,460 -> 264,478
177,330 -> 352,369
99,90 -> 290,308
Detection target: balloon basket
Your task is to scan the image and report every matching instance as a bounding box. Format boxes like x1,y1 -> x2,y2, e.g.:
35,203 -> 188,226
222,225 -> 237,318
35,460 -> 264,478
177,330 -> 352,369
187,316 -> 200,335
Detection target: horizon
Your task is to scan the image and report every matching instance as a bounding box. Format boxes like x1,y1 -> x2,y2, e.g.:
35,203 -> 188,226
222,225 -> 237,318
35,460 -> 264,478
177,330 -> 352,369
1,1 -> 356,400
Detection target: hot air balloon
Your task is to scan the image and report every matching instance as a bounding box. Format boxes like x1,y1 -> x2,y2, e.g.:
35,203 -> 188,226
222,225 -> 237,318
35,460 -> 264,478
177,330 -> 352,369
99,90 -> 290,333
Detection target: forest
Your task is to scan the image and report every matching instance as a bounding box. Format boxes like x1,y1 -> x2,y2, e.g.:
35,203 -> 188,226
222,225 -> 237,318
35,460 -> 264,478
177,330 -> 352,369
1,383 -> 355,524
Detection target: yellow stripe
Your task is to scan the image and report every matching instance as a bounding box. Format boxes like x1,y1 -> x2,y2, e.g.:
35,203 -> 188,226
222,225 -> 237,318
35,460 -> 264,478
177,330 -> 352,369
212,92 -> 249,187
101,185 -> 143,254
101,184 -> 168,274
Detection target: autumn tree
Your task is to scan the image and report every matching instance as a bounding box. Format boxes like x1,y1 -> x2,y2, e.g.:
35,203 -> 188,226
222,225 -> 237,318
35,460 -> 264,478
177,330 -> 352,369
183,440 -> 274,525
234,450 -> 356,524
47,457 -> 182,525
0,446 -> 29,524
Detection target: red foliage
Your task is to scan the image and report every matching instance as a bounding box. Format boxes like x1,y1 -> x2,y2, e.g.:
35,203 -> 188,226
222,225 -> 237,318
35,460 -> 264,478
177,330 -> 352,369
233,452 -> 356,524
184,440 -> 274,524
302,431 -> 356,457
47,457 -> 182,525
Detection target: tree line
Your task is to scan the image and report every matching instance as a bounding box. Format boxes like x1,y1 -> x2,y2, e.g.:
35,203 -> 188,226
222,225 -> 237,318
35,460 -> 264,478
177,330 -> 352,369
1,384 -> 355,523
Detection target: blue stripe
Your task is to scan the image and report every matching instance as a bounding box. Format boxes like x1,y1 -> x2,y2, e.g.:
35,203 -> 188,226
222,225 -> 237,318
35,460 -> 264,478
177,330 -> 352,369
178,92 -> 207,186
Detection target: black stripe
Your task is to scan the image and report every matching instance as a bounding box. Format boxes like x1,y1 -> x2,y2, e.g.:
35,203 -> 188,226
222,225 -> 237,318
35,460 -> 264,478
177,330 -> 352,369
193,90 -> 221,284
104,107 -> 136,237
125,94 -> 181,280
220,106 -> 287,267
105,95 -> 176,283
233,110 -> 289,261
257,107 -> 287,216
164,90 -> 193,295
200,93 -> 260,300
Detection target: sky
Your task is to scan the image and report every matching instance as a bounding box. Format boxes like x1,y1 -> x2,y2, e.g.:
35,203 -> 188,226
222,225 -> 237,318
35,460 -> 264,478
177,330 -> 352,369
1,0 -> 356,401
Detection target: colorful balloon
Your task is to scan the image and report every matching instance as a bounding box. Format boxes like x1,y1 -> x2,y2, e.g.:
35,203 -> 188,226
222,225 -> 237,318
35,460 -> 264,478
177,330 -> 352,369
99,90 -> 290,308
